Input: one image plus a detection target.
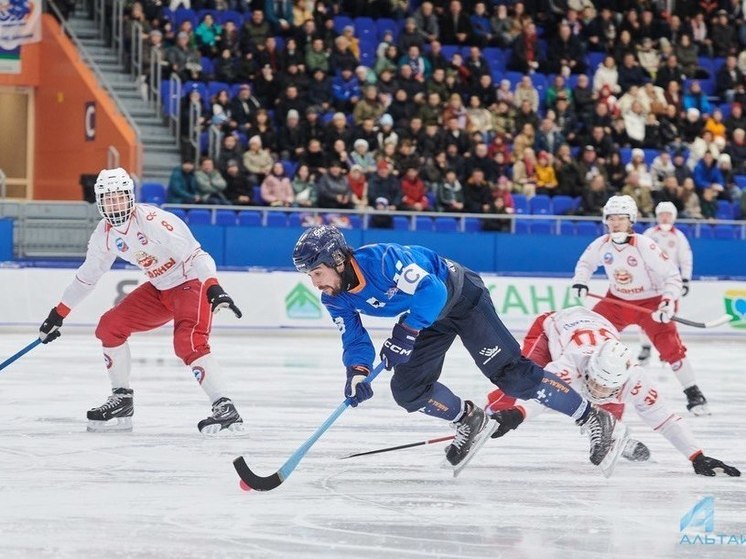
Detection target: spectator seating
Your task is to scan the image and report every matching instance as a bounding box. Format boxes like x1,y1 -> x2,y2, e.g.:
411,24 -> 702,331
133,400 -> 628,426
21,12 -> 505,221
215,209 -> 237,226
531,220 -> 554,235
529,194 -> 551,215
464,217 -> 481,232
238,211 -> 262,227
415,215 -> 434,231
186,208 -> 211,225
393,215 -> 409,230
716,200 -> 734,220
714,224 -> 738,239
512,194 -> 529,214
576,221 -> 600,236
140,182 -> 166,205
551,195 -> 574,215
266,212 -> 288,227
434,217 -> 459,232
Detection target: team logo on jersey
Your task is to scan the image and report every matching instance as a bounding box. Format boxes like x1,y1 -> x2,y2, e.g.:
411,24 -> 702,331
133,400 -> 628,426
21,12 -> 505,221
103,354 -> 112,369
366,297 -> 386,308
146,211 -> 157,221
603,252 -> 613,265
114,237 -> 129,253
135,250 -> 158,268
192,366 -> 205,384
478,345 -> 502,365
137,232 -> 148,246
386,287 -> 399,299
627,256 -> 638,266
613,268 -> 633,284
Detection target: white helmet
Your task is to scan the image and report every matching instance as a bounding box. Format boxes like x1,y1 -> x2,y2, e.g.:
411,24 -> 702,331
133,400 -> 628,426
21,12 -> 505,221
655,201 -> 677,231
602,195 -> 637,243
94,168 -> 135,227
582,339 -> 633,403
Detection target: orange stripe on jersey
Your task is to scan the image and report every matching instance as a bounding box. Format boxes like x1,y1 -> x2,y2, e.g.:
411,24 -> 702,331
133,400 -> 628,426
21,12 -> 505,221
348,258 -> 367,294
653,414 -> 678,431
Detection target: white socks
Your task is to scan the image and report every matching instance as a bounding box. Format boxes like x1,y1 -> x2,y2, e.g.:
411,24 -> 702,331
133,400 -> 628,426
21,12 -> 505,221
104,343 -> 131,389
190,354 -> 228,403
672,358 -> 696,389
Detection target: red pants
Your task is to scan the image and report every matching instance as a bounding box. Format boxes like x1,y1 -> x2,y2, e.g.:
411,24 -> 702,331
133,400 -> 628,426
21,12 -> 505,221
95,279 -> 212,365
592,292 -> 686,363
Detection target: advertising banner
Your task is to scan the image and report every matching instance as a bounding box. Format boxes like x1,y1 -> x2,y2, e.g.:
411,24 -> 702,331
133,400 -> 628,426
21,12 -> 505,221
0,268 -> 743,338
0,0 -> 41,50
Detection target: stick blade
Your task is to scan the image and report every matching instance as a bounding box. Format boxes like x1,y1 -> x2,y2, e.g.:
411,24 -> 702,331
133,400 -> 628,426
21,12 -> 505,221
233,456 -> 283,492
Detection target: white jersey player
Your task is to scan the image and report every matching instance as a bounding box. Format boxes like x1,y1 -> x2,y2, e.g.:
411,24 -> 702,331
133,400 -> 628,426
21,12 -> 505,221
570,195 -> 709,415
38,168 -> 244,434
637,202 -> 694,364
485,307 -> 740,477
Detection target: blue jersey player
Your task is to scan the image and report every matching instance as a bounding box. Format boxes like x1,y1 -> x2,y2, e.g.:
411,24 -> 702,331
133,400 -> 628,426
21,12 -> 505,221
292,225 -> 625,471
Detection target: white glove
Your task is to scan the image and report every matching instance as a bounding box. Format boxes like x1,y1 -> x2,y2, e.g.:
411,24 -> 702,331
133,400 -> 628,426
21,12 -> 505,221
571,283 -> 588,301
652,298 -> 674,323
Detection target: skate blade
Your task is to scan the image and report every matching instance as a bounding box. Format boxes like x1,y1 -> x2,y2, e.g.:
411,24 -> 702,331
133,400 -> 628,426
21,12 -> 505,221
199,421 -> 245,437
451,420 -> 500,478
688,404 -> 711,416
598,422 -> 630,478
621,439 -> 650,462
86,417 -> 133,432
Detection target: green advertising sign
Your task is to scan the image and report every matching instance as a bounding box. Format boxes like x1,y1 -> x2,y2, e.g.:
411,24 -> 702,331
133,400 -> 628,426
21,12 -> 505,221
286,283 -> 323,319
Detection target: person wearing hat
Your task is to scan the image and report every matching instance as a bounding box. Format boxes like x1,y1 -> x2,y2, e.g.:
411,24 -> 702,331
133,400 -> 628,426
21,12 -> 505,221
711,9 -> 737,58
223,158 -> 253,206
278,109 -> 307,161
166,30 -> 203,81
316,160 -> 353,209
349,139 -> 377,175
228,84 -> 261,135
368,160 -> 401,211
307,67 -> 332,113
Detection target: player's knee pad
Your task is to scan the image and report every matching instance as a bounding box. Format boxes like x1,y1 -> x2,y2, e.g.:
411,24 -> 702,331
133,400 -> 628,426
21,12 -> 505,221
95,311 -> 129,347
389,376 -> 429,412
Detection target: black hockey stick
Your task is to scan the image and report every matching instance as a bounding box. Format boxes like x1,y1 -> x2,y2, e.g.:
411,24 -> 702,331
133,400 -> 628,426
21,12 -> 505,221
339,434 -> 455,460
588,293 -> 732,329
233,363 -> 385,491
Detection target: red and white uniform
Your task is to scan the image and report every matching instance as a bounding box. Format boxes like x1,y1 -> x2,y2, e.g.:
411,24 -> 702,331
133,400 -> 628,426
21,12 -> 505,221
572,233 -> 686,363
642,225 -> 693,281
488,307 -> 702,459
56,204 -> 219,365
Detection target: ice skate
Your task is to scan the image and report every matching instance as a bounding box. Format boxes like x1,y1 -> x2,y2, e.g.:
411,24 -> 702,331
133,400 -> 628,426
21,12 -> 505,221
445,401 -> 497,477
578,407 -> 626,466
637,344 -> 651,365
622,439 -> 650,462
86,388 -> 133,432
684,385 -> 710,416
198,397 -> 244,435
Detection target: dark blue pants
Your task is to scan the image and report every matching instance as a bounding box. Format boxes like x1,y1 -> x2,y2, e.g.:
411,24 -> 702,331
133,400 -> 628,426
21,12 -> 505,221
391,271 -> 546,413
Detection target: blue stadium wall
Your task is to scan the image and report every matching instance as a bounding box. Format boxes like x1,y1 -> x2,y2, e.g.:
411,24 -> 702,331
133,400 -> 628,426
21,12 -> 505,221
179,225 -> 746,278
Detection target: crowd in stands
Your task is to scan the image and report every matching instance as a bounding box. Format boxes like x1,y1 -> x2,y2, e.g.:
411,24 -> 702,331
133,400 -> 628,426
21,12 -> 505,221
121,0 -> 746,224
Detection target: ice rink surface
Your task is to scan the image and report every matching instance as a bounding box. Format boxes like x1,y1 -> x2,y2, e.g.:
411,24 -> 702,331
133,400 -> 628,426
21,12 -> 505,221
0,328 -> 744,559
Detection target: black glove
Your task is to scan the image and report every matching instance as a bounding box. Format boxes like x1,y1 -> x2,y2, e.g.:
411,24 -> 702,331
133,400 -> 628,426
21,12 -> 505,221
682,279 -> 690,297
206,284 -> 242,318
380,322 -> 419,370
691,452 -> 741,477
490,407 -> 525,438
571,283 -> 588,301
344,365 -> 373,407
39,307 -> 64,344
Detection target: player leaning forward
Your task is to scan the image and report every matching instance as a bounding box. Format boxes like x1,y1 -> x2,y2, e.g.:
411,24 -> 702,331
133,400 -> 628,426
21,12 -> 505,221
571,195 -> 709,415
37,168 -> 244,434
293,225 -> 627,471
486,306 -> 739,477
